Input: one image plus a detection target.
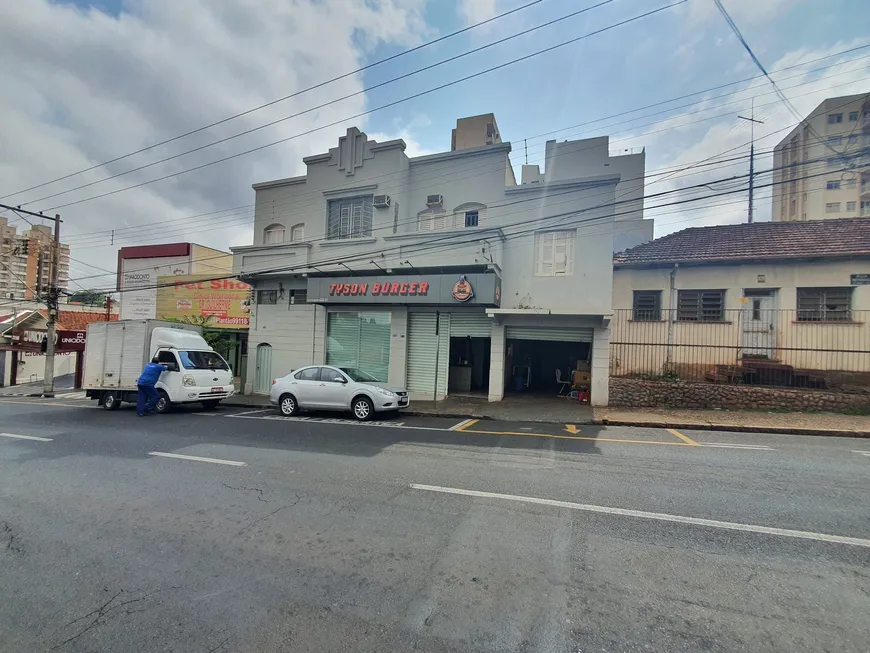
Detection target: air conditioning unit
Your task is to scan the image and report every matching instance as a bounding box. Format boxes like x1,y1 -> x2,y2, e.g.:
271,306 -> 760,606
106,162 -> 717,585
426,194 -> 444,207
372,194 -> 391,208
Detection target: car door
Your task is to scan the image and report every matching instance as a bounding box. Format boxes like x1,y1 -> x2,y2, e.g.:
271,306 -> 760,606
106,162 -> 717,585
290,366 -> 322,407
318,366 -> 351,409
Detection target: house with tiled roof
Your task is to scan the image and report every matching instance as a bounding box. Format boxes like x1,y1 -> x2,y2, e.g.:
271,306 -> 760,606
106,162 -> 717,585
610,218 -> 870,387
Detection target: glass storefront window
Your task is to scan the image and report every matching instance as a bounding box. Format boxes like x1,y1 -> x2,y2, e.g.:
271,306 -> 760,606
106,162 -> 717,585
326,311 -> 391,382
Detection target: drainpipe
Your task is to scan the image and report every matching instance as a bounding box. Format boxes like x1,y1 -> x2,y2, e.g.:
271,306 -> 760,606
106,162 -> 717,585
665,263 -> 678,370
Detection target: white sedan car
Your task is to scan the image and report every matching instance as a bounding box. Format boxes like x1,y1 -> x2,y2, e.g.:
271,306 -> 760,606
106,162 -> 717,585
270,365 -> 409,421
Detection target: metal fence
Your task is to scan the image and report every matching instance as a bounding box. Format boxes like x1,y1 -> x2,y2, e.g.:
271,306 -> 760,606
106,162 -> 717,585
610,308 -> 870,389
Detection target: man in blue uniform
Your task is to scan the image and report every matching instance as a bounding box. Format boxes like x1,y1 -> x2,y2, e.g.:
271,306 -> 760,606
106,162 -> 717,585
137,357 -> 168,416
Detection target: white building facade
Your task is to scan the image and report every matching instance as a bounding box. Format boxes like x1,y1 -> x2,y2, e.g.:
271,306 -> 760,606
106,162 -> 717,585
233,125 -> 627,406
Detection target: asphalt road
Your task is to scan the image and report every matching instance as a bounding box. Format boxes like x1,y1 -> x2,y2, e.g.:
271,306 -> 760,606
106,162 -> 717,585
1,398 -> 868,652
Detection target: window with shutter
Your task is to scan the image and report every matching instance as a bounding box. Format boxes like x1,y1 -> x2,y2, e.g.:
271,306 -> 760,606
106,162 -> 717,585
327,196 -> 373,239
796,287 -> 853,321
290,224 -> 304,242
677,290 -> 725,321
632,290 -> 662,321
264,224 -> 285,244
535,231 -> 574,277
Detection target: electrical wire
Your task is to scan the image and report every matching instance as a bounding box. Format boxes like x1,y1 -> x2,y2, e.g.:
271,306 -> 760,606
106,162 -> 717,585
42,2 -> 686,212
0,0 -> 547,202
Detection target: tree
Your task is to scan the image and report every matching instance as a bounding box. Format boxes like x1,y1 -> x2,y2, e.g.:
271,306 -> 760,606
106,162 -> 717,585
161,314 -> 232,358
68,290 -> 107,307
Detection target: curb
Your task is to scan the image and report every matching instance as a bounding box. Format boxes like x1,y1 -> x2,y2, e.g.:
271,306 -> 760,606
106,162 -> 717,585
594,419 -> 870,438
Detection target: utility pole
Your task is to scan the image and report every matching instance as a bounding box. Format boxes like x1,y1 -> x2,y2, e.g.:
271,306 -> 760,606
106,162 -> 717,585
0,203 -> 63,397
738,99 -> 764,223
42,214 -> 61,397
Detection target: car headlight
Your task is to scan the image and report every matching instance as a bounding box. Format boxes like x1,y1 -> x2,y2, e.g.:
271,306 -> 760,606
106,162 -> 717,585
374,387 -> 396,397
182,374 -> 196,387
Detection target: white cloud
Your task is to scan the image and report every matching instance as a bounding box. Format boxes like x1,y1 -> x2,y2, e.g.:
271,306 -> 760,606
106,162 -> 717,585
0,0 -> 429,288
458,0 -> 498,26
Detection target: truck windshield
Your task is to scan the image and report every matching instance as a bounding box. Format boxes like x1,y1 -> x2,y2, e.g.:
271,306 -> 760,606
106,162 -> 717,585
179,351 -> 229,371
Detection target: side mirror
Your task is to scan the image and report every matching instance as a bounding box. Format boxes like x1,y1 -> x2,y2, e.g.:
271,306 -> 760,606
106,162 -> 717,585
337,377 -> 348,383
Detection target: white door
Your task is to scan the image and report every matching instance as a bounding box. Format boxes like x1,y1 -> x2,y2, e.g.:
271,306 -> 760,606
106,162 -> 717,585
254,344 -> 273,393
318,366 -> 352,408
742,294 -> 776,358
292,366 -> 323,407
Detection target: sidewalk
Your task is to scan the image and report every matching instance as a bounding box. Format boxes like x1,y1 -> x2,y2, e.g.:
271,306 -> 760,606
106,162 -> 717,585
594,407 -> 870,438
224,393 -> 594,423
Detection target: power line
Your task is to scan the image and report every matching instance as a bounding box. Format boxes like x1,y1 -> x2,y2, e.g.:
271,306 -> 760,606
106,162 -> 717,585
61,62 -> 870,248
19,0 -> 614,208
0,0 -> 547,202
43,1 -> 686,212
76,160 -> 851,295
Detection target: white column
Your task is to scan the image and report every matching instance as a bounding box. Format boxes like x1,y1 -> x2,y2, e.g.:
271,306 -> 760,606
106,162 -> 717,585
488,322 -> 505,402
311,305 -> 327,364
388,307 -> 408,386
591,326 -> 610,406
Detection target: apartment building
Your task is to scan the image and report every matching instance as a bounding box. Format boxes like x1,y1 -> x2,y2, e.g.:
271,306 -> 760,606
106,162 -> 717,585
0,218 -> 70,300
772,93 -> 870,222
232,120 -> 642,406
521,136 -> 653,251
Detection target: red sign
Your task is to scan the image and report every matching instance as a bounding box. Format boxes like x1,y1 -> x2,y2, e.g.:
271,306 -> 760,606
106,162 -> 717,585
329,281 -> 430,297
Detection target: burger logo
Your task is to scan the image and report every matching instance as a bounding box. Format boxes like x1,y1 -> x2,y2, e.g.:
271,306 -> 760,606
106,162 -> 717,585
452,275 -> 474,302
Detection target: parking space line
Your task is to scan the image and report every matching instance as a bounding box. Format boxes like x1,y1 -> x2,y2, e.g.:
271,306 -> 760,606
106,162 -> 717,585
0,432 -> 53,442
702,443 -> 774,451
448,418 -> 476,431
148,452 -> 247,466
853,450 -> 870,457
667,428 -> 699,446
230,408 -> 274,416
457,424 -> 695,446
410,484 -> 870,548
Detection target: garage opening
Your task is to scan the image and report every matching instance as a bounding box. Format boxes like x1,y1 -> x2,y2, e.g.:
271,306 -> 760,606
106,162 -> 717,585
504,325 -> 593,398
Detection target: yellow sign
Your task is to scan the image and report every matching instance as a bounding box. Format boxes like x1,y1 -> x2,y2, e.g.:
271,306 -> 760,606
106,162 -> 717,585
156,275 -> 251,330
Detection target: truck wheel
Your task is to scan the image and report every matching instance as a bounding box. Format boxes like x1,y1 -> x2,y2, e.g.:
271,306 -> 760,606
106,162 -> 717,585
201,400 -> 221,410
102,392 -> 122,411
155,390 -> 171,414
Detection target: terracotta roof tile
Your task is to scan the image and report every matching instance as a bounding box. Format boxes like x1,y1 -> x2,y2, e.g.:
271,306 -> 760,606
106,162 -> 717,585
614,218 -> 870,266
38,310 -> 118,331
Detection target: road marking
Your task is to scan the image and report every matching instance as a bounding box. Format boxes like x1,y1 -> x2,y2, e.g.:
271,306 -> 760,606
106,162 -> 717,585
0,399 -> 86,408
231,408 -> 274,416
853,450 -> 870,457
56,392 -> 87,399
192,412 -> 222,417
0,432 -> 53,442
564,424 -> 580,435
448,418 -> 476,431
148,452 -> 247,466
701,443 -> 774,451
667,428 -> 699,446
457,421 -> 696,446
410,484 -> 870,549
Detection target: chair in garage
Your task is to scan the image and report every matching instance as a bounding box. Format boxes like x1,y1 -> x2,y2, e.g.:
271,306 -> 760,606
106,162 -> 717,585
555,369 -> 571,396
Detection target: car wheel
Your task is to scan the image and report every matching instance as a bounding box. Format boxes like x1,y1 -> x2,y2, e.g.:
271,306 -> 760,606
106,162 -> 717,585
103,392 -> 121,410
155,390 -> 171,414
201,400 -> 221,410
352,396 -> 373,421
279,393 -> 298,416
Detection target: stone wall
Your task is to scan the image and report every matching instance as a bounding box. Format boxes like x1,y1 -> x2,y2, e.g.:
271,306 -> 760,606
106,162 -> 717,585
609,377 -> 870,412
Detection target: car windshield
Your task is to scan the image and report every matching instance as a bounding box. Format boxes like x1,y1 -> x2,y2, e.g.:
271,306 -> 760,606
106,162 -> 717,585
179,350 -> 229,371
340,367 -> 381,383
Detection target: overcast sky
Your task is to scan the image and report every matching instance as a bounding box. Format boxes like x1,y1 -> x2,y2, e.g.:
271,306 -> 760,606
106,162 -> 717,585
0,0 -> 868,290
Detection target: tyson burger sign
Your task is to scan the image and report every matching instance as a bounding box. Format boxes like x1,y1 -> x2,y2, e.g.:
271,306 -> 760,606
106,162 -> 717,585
306,273 -> 501,306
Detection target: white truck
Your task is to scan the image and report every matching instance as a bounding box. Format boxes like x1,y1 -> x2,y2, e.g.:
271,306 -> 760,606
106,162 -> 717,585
84,319 -> 235,412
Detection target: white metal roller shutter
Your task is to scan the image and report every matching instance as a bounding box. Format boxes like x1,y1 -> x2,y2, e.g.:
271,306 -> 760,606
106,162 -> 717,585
407,313 -> 450,399
448,313 -> 492,338
505,325 -> 593,342
407,313 -> 438,396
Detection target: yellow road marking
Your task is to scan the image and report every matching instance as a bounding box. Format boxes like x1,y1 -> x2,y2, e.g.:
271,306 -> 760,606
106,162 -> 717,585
667,428 -> 699,446
460,419 -> 480,430
564,424 -> 580,434
455,419 -> 694,446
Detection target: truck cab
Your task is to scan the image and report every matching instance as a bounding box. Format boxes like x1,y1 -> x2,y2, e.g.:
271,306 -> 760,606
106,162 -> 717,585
150,328 -> 234,409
